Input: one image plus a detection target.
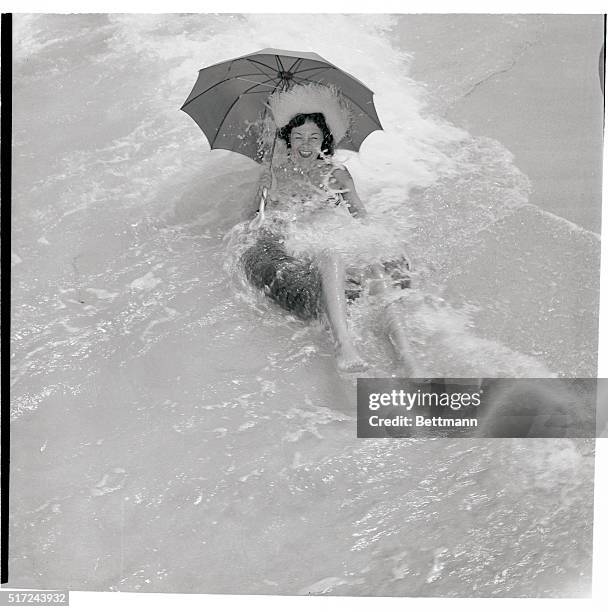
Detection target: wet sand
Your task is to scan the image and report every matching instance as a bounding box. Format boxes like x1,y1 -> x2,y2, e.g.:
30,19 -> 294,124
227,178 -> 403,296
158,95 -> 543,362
395,14 -> 604,232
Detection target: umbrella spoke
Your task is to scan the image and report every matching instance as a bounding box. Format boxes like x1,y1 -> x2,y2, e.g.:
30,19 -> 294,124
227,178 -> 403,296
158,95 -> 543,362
238,74 -> 282,94
292,65 -> 372,93
241,88 -> 276,95
292,67 -> 332,80
292,65 -> 333,76
246,58 -> 279,78
246,65 -> 274,80
182,73 -> 279,108
211,80 -> 279,147
236,76 -> 279,88
287,57 -> 304,73
276,55 -> 286,73
232,72 -> 279,80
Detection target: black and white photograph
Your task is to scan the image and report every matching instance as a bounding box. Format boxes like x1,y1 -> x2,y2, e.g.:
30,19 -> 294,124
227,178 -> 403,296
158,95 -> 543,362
3,9 -> 606,602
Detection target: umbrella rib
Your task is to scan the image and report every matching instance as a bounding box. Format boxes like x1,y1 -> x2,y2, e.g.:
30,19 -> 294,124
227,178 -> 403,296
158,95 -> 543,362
287,57 -> 303,72
292,65 -> 333,76
292,65 -> 373,92
292,76 -> 381,127
236,76 -> 279,88
276,55 -> 286,73
182,73 -> 278,108
242,88 -> 276,94
210,80 -> 280,148
246,58 -> 279,78
291,67 -> 332,81
240,75 -> 281,90
246,64 -> 274,80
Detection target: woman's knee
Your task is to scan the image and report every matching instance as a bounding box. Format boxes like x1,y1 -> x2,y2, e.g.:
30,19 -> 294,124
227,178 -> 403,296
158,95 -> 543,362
317,249 -> 344,270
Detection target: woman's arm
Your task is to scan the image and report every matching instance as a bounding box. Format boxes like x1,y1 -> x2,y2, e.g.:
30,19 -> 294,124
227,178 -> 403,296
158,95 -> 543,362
331,167 -> 368,218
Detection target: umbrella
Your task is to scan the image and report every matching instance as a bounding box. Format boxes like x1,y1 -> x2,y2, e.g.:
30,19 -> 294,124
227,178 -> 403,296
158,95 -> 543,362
181,48 -> 383,163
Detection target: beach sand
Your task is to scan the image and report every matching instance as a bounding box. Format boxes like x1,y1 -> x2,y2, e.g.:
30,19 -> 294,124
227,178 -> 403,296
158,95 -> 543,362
395,14 -> 604,232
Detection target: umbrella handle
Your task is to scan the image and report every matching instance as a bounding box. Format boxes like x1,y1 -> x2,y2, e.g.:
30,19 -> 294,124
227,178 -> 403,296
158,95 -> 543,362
250,153 -> 274,230
259,186 -> 267,220
249,186 -> 267,230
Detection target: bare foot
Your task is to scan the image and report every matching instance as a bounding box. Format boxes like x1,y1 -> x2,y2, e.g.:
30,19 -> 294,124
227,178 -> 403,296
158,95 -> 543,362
368,277 -> 390,296
367,264 -> 391,296
336,341 -> 368,373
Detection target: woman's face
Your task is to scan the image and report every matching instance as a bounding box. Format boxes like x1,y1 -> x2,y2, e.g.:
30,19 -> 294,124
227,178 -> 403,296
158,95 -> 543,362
289,120 -> 323,164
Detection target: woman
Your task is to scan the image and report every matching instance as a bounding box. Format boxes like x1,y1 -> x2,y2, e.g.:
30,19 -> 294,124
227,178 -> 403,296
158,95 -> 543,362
242,84 -> 411,372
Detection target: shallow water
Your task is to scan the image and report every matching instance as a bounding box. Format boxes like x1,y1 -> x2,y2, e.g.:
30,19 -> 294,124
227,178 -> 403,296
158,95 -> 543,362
9,14 -> 599,595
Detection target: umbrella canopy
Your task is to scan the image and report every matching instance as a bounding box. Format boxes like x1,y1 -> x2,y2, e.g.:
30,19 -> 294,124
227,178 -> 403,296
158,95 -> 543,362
181,48 -> 383,163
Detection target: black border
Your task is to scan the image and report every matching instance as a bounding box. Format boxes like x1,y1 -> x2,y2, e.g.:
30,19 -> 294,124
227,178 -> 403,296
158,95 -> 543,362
1,12 -> 12,585
602,14 -> 606,116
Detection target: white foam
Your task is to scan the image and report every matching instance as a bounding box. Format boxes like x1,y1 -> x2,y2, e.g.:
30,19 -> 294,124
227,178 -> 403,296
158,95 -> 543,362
86,287 -> 119,300
129,271 -> 162,291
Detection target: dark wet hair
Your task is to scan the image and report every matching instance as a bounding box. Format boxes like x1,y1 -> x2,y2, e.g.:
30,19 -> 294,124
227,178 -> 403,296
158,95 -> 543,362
277,113 -> 334,157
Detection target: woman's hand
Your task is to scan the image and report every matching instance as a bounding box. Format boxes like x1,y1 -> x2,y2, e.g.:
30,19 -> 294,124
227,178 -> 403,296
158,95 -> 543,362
331,167 -> 368,219
249,211 -> 265,230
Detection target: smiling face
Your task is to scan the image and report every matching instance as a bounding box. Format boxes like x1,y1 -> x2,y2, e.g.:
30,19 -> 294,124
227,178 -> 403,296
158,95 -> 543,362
289,120 -> 323,165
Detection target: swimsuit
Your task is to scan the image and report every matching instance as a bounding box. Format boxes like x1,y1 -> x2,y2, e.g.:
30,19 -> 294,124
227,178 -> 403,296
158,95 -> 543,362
241,228 -> 322,320
241,160 -> 410,319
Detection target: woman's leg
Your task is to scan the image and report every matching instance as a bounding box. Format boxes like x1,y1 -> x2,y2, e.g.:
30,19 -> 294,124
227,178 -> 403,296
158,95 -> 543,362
317,250 -> 367,372
368,263 -> 419,376
384,301 -> 420,376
